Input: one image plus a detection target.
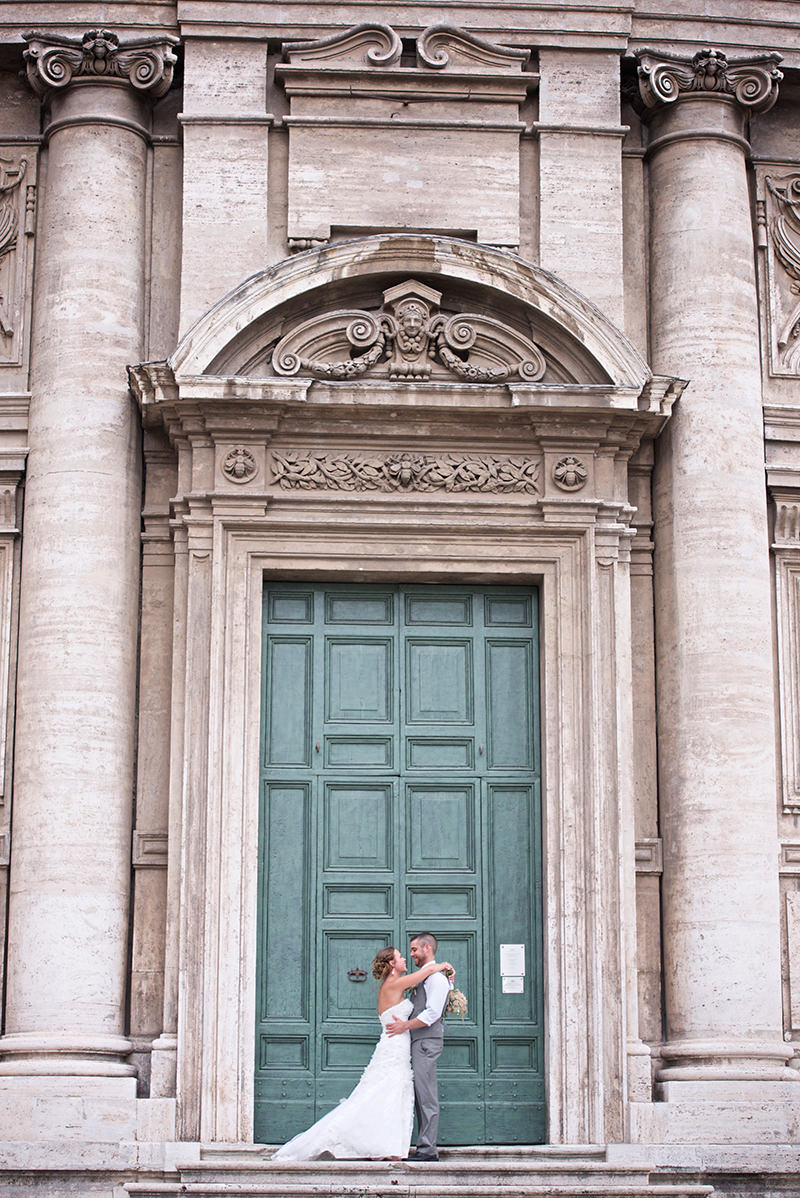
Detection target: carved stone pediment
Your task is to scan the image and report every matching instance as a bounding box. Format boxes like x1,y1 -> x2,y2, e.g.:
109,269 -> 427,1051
283,23 -> 402,69
283,23 -> 530,75
272,280 -> 546,384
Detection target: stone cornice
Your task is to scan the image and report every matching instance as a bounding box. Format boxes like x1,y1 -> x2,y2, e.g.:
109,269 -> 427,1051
635,47 -> 782,114
23,28 -> 179,99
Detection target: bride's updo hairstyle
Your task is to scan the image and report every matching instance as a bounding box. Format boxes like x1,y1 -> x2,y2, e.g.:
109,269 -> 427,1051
372,947 -> 396,981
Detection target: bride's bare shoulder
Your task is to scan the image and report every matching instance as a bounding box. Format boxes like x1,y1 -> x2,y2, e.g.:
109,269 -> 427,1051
377,983 -> 407,1015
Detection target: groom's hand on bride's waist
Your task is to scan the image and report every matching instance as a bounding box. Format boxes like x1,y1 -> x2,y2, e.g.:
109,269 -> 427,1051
387,1016 -> 426,1036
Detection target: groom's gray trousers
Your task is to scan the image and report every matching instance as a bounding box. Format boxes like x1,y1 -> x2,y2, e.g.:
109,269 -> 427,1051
409,983 -> 445,1153
410,1035 -> 443,1153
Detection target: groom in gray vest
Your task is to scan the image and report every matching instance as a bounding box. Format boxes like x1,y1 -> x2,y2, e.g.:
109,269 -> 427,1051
386,931 -> 450,1161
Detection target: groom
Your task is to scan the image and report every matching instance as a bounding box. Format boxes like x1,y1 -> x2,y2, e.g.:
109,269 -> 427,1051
387,931 -> 450,1161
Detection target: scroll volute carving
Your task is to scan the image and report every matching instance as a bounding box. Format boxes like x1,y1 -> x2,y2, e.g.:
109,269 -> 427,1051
23,28 -> 179,97
636,47 -> 782,113
272,280 -> 547,384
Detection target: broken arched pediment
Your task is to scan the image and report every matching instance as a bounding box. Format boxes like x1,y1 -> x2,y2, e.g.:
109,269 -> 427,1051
166,235 -> 655,392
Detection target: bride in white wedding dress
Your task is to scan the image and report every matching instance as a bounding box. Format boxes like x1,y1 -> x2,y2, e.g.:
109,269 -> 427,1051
271,947 -> 453,1161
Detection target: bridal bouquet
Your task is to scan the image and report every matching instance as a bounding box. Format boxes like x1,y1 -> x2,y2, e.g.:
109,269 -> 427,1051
444,987 -> 468,1020
443,969 -> 467,1019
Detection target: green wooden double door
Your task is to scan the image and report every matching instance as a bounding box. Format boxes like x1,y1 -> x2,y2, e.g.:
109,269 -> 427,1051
256,583 -> 544,1145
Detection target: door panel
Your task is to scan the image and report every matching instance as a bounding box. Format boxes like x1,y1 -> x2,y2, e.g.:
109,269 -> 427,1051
256,583 -> 543,1144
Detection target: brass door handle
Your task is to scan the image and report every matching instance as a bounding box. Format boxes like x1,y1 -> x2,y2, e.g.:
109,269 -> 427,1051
347,968 -> 367,982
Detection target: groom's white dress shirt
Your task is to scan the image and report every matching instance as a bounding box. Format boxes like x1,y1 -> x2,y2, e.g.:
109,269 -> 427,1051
416,969 -> 452,1027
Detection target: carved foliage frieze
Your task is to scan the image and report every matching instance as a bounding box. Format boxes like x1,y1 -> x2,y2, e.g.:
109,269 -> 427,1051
636,47 -> 782,113
23,28 -> 178,98
763,174 -> 800,375
273,280 -> 547,384
271,450 -> 541,495
0,154 -> 34,370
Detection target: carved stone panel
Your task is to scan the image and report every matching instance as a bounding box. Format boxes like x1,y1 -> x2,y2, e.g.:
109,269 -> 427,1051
773,491 -> 800,814
0,151 -> 35,373
762,173 -> 800,376
270,449 -> 541,494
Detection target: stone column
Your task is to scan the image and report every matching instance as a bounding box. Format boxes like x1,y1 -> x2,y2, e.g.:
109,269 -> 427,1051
0,30 -> 176,1114
638,49 -> 795,1086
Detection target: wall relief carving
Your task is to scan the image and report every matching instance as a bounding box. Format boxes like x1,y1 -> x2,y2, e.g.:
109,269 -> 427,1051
764,174 -> 800,374
271,450 -> 541,494
0,154 -> 33,369
222,447 -> 258,484
553,456 -> 588,491
272,280 -> 547,384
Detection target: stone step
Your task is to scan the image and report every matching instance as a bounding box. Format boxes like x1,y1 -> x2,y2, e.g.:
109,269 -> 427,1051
125,1157 -> 714,1198
126,1183 -> 714,1198
180,1165 -> 653,1187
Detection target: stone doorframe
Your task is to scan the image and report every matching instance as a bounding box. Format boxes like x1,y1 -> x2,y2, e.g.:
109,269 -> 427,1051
130,235 -> 681,1146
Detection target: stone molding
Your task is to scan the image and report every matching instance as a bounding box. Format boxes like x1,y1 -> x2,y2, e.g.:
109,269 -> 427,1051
132,830 -> 168,869
780,843 -> 800,876
635,47 -> 782,113
22,28 -> 179,99
272,279 -> 547,384
635,838 -> 663,875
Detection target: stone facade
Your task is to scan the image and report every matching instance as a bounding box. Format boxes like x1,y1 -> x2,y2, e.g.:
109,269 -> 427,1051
0,3 -> 799,1195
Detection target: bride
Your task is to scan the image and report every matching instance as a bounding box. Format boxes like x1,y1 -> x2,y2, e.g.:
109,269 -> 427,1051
271,946 -> 453,1161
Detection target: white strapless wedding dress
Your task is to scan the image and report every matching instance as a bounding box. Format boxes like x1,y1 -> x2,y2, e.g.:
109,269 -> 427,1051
272,998 -> 415,1161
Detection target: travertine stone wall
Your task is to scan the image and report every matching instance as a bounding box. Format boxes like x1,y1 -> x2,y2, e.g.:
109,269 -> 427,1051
180,38 -> 271,332
537,50 -> 626,326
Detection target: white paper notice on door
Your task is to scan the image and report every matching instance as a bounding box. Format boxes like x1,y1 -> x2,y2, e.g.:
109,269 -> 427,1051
502,975 -> 524,994
500,943 -> 525,976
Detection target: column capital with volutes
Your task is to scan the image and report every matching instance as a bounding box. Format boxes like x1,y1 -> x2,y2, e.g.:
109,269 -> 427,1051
22,28 -> 178,100
635,47 -> 782,115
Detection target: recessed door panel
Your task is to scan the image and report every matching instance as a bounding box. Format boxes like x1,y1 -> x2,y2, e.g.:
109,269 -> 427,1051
257,583 -> 543,1145
406,639 -> 473,724
323,781 -> 394,871
407,783 -> 475,871
326,638 -> 393,722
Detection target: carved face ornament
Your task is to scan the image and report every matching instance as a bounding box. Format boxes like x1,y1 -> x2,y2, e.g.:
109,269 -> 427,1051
395,301 -> 429,355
